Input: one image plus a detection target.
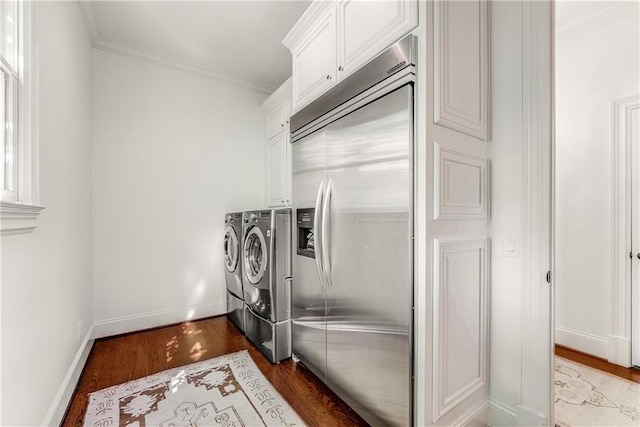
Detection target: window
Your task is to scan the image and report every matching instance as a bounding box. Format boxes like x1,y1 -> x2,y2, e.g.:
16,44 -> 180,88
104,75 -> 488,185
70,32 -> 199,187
0,1 -> 43,236
1,0 -> 19,202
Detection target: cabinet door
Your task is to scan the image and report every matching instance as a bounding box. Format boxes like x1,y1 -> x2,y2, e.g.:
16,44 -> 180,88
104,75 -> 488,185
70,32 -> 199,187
266,103 -> 286,139
337,0 -> 418,80
266,134 -> 286,207
284,132 -> 292,205
283,100 -> 292,205
291,7 -> 337,111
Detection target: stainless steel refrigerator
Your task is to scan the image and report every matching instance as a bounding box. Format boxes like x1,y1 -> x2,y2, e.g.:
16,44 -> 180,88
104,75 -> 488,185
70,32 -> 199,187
290,36 -> 415,427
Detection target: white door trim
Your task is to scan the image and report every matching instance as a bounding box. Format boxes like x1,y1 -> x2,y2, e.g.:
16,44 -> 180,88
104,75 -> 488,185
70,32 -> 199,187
610,94 -> 640,367
632,102 -> 640,367
520,0 -> 553,425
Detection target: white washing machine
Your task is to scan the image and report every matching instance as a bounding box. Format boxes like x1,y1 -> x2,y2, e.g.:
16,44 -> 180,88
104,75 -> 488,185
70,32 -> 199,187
224,212 -> 244,331
242,208 -> 292,363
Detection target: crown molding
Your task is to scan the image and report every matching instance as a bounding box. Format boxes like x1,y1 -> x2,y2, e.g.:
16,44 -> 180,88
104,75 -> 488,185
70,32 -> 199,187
78,1 -> 99,45
77,1 -> 275,95
556,2 -> 639,45
260,77 -> 292,112
93,37 -> 275,94
282,0 -> 332,49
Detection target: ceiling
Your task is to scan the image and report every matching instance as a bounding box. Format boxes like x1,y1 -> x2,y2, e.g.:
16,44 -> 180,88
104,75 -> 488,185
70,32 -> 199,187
81,1 -> 312,94
555,1 -> 639,44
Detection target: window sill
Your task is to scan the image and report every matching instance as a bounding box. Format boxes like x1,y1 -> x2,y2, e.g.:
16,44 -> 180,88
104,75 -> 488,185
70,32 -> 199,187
0,200 -> 45,236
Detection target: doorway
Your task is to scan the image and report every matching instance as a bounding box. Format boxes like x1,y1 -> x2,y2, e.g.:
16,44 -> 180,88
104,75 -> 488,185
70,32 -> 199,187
630,100 -> 640,366
553,1 -> 640,426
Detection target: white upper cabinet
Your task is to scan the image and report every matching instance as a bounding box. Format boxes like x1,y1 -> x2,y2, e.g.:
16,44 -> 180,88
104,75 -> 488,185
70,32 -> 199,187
266,133 -> 287,207
266,101 -> 288,139
261,79 -> 292,208
337,0 -> 417,78
289,7 -> 337,112
283,0 -> 418,112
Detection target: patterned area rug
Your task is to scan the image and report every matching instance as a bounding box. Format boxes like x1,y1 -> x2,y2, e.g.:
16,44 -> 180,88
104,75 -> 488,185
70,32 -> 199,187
84,350 -> 306,427
555,357 -> 640,426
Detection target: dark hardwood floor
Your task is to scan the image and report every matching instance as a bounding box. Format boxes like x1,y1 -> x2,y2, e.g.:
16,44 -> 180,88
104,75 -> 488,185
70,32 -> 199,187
555,344 -> 640,383
62,316 -> 369,427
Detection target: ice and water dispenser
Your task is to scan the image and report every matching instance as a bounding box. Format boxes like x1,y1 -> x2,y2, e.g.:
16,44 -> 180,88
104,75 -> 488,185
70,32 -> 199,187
296,208 -> 315,258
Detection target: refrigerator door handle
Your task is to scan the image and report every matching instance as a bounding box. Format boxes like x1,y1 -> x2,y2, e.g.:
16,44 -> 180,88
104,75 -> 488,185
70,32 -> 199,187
314,180 -> 325,287
322,179 -> 333,288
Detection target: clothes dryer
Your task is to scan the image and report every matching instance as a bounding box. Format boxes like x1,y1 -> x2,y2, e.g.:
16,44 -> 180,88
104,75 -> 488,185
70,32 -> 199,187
224,212 -> 244,331
242,208 -> 292,363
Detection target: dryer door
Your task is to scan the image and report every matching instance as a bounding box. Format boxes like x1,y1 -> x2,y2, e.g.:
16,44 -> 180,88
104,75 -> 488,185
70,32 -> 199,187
224,226 -> 239,273
244,226 -> 267,284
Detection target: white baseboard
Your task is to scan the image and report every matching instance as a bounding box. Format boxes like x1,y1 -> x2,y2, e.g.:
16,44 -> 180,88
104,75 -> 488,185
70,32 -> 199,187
608,334 -> 631,367
93,301 -> 226,339
42,324 -> 95,427
487,398 -> 517,426
555,326 -> 608,359
40,302 -> 227,425
516,405 -> 546,427
457,399 -> 489,426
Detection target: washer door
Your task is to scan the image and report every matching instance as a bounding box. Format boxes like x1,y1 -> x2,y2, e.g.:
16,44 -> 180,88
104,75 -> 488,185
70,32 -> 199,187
223,226 -> 239,273
244,226 -> 267,284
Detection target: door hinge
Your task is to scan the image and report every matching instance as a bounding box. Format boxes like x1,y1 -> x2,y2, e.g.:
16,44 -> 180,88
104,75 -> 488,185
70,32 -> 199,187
546,271 -> 551,283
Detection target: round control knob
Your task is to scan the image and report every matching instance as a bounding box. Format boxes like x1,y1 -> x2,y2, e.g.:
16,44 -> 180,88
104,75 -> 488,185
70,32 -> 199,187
250,213 -> 258,221
637,252 -> 640,260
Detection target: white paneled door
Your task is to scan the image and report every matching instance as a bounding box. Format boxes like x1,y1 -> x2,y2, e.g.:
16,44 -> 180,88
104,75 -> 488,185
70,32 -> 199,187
433,0 -> 489,140
426,0 -> 490,424
432,237 -> 488,421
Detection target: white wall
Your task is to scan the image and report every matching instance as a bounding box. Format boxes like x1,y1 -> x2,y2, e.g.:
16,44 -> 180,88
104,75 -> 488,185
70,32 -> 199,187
0,2 -> 93,425
91,50 -> 267,337
555,5 -> 640,358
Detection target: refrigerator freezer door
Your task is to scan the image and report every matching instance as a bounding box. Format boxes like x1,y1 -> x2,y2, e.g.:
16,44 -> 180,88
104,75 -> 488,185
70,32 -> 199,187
291,130 -> 328,381
324,85 -> 413,426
